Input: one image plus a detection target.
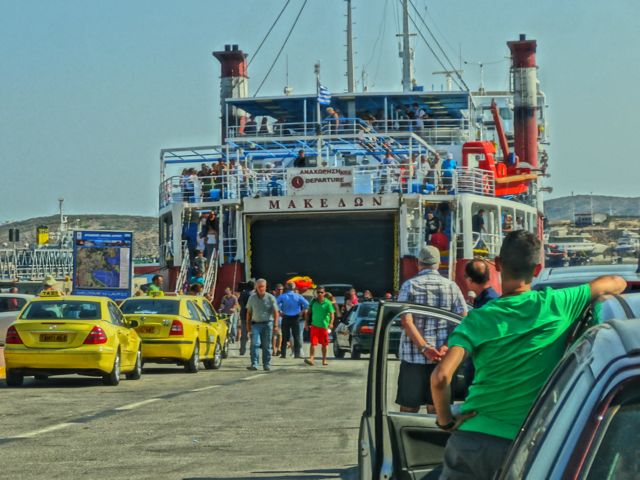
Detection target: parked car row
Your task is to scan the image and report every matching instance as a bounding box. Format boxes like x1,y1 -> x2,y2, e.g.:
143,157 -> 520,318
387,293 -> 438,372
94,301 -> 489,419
3,290 -> 228,387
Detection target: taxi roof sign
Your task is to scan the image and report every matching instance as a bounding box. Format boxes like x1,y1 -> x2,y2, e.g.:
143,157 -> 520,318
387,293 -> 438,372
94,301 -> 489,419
147,290 -> 165,298
39,290 -> 63,298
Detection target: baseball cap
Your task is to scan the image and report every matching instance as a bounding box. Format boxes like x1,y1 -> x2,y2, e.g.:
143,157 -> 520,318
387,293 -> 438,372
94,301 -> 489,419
418,246 -> 440,266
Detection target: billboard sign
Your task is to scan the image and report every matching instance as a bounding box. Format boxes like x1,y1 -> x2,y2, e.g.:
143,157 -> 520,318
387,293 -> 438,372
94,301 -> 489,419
72,230 -> 133,300
286,167 -> 353,195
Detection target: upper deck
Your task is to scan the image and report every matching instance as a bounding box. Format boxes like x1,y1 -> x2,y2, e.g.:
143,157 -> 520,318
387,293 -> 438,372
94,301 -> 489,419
160,90 -> 543,215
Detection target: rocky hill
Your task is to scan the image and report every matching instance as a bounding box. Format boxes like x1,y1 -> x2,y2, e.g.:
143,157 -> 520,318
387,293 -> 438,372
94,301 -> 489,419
0,215 -> 158,258
544,195 -> 639,221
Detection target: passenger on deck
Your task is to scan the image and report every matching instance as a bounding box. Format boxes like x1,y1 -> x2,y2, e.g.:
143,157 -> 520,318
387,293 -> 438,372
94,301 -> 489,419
198,164 -> 212,198
441,153 -> 457,192
404,106 -> 415,131
502,214 -> 514,233
245,115 -> 258,136
272,117 -> 284,136
425,211 -> 442,243
427,153 -> 440,187
259,117 -> 270,135
326,107 -> 340,134
413,103 -> 426,130
392,107 -> 406,130
293,149 -> 306,168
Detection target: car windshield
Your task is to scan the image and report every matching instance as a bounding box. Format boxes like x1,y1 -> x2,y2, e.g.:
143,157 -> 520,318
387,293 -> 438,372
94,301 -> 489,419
358,303 -> 378,320
120,299 -> 180,315
0,297 -> 27,313
20,301 -> 101,320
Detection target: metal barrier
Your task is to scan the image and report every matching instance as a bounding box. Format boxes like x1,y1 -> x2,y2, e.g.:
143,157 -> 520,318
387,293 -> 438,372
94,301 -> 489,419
0,248 -> 73,281
457,232 -> 501,259
160,165 -> 495,207
202,249 -> 218,297
174,243 -> 190,294
226,117 -> 470,145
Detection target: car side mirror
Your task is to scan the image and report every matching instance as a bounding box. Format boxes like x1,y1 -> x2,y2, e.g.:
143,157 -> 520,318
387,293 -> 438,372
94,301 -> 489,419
128,320 -> 139,328
209,315 -> 218,323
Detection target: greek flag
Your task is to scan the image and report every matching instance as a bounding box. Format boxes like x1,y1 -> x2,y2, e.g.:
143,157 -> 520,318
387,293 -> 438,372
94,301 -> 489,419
317,85 -> 331,106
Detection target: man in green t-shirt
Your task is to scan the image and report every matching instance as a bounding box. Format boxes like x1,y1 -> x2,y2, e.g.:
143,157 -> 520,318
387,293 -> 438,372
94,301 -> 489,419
304,287 -> 335,366
146,275 -> 164,295
431,230 -> 627,480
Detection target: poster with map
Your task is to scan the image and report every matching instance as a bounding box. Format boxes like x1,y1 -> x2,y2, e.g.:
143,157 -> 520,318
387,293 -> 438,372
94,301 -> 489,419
73,231 -> 133,300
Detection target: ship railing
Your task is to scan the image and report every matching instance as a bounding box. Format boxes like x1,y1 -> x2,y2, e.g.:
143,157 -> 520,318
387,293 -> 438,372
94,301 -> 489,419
0,248 -> 73,281
0,249 -> 18,280
227,117 -> 374,139
174,242 -> 190,294
202,248 -> 219,297
159,165 -> 495,206
457,167 -> 495,196
226,117 -> 470,145
370,119 -> 471,145
456,232 -> 501,259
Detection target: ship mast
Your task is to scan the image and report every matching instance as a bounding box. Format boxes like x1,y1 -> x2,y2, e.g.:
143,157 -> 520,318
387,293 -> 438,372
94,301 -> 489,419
399,0 -> 414,92
345,0 -> 355,92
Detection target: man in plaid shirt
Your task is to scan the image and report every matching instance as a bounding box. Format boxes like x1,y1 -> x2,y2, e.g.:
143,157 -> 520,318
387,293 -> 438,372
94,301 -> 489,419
396,245 -> 467,412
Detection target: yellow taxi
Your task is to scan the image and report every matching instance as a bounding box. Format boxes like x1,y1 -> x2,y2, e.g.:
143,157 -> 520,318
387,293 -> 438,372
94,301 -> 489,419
190,295 -> 229,359
120,293 -> 227,372
4,291 -> 142,387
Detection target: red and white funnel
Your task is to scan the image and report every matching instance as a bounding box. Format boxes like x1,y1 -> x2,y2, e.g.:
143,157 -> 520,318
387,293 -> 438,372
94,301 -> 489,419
213,44 -> 249,142
508,34 -> 538,168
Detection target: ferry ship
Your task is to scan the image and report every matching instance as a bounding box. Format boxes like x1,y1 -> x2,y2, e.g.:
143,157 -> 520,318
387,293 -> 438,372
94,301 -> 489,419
158,7 -> 549,300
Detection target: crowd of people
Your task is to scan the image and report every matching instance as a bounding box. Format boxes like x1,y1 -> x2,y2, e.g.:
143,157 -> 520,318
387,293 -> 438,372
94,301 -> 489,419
395,232 -> 627,479
213,280 -> 394,371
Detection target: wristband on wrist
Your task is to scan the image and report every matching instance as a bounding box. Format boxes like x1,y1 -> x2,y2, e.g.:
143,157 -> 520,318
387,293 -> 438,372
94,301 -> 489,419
435,418 -> 456,430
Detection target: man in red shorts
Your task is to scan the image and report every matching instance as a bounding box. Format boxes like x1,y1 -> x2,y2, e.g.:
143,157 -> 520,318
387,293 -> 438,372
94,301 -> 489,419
304,286 -> 335,366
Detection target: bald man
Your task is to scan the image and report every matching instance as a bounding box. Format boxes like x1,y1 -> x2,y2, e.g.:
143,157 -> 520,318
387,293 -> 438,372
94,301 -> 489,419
464,259 -> 499,309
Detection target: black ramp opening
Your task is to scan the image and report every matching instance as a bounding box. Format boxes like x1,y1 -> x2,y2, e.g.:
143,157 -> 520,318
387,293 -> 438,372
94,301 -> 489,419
250,213 -> 395,295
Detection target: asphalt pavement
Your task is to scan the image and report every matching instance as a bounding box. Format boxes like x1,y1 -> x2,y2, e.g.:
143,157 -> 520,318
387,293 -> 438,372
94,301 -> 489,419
0,344 -> 367,479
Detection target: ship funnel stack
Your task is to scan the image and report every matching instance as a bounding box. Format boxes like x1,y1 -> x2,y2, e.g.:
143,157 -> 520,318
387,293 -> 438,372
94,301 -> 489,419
213,44 -> 249,142
508,34 -> 538,168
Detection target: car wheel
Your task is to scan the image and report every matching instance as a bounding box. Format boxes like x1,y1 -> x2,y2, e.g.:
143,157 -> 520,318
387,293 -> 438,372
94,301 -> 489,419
126,348 -> 142,380
102,350 -> 121,386
185,341 -> 200,373
221,335 -> 229,359
6,370 -> 24,387
333,338 -> 345,358
350,343 -> 361,360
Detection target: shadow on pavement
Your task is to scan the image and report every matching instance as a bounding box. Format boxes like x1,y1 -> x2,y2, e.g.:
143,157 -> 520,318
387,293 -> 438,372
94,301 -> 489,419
185,466 -> 358,480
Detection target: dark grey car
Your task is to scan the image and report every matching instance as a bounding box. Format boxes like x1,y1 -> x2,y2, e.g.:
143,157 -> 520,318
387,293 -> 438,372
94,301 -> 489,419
359,294 -> 640,479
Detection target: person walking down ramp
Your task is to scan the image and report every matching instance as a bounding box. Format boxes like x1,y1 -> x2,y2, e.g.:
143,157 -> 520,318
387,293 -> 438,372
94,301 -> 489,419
246,279 -> 279,371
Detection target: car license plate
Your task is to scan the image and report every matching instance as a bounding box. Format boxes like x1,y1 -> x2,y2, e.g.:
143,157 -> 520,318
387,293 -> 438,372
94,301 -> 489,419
138,326 -> 155,334
40,333 -> 67,342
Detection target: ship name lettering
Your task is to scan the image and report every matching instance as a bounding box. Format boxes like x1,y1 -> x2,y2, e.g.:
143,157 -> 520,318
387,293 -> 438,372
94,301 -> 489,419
304,199 -> 313,208
320,198 -> 328,207
354,197 -> 364,207
373,196 -> 382,206
288,200 -> 297,209
338,199 -> 346,207
269,200 -> 280,210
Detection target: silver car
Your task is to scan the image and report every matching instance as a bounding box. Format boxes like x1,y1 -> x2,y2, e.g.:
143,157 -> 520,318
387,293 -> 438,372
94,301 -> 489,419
0,293 -> 34,346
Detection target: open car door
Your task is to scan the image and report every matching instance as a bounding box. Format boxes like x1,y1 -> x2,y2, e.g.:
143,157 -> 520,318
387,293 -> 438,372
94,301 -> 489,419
358,301 -> 464,480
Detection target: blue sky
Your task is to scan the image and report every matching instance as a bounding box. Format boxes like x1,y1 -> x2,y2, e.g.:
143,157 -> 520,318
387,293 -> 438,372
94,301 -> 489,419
1,0 -> 638,221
